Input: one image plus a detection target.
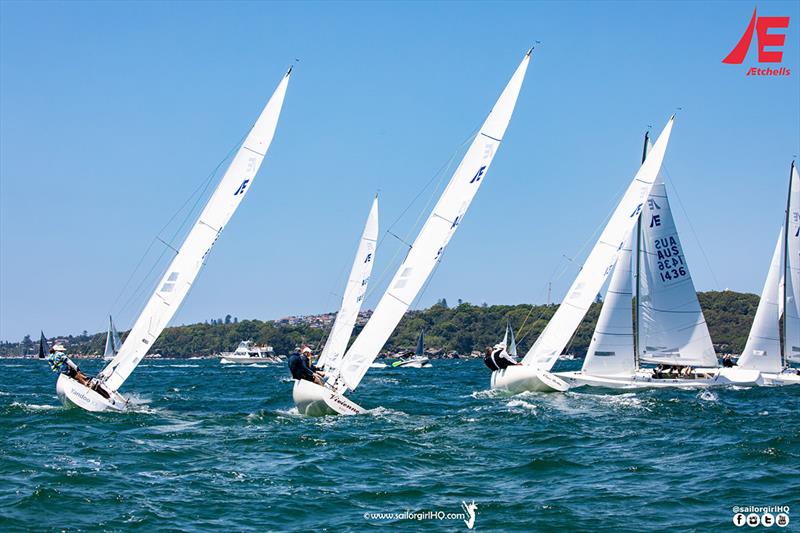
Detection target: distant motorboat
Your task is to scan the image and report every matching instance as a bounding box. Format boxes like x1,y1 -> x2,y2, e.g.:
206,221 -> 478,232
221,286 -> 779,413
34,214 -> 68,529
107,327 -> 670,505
220,341 -> 279,364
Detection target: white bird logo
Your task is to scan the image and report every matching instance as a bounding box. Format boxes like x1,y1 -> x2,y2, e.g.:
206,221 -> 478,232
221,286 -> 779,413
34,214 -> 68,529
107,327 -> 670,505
462,500 -> 477,529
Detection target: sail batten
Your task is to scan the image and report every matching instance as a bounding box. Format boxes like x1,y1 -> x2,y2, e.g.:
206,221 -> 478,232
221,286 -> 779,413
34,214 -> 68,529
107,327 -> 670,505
99,70 -> 291,392
338,51 -> 532,392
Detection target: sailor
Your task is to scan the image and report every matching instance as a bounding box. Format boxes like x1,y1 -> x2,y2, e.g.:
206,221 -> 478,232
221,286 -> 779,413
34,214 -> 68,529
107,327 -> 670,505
47,348 -> 90,386
722,354 -> 734,368
287,346 -> 325,386
484,344 -> 519,371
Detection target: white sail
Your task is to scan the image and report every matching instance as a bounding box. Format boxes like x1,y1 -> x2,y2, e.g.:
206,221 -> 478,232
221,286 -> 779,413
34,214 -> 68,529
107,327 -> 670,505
581,231 -> 635,376
507,322 -> 517,358
637,177 -> 717,367
784,163 -> 800,362
338,50 -> 532,391
103,317 -> 115,359
738,229 -> 783,372
317,197 -> 379,377
112,318 -> 122,353
522,116 -> 675,370
99,69 -> 291,391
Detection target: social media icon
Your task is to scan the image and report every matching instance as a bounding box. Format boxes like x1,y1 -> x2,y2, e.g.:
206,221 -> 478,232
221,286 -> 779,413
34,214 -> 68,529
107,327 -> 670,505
776,513 -> 790,527
748,513 -> 761,527
733,513 -> 747,527
762,513 -> 774,527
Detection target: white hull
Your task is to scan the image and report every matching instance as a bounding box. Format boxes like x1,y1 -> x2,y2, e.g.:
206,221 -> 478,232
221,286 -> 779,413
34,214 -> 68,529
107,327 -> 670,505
555,367 -> 761,389
369,362 -> 387,369
392,357 -> 431,368
726,367 -> 799,386
292,379 -> 365,416
220,356 -> 280,364
490,365 -> 570,393
56,374 -> 126,412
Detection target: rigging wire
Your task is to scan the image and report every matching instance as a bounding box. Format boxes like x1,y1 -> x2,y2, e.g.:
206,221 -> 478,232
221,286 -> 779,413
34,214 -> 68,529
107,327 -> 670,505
106,131 -> 249,331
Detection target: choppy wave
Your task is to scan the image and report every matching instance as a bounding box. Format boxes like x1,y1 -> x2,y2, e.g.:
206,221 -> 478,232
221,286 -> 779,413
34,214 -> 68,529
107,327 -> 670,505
0,358 -> 797,532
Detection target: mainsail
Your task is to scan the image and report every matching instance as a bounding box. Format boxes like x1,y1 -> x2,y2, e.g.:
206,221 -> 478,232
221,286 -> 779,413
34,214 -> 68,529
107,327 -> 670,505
522,116 -> 675,370
784,162 -> 800,363
317,197 -> 379,377
637,176 -> 717,367
99,68 -> 292,392
581,231 -> 636,376
415,329 -> 425,357
338,50 -> 532,391
738,229 -> 783,372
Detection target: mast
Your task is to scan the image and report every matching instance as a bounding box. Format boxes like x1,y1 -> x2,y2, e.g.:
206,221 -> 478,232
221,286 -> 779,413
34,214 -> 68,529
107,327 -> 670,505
633,131 -> 649,369
782,161 -> 795,369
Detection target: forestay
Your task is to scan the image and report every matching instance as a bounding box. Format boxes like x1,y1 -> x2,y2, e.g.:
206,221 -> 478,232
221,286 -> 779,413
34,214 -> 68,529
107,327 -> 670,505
99,69 -> 291,392
318,197 -> 379,377
581,231 -> 635,376
637,176 -> 717,367
338,50 -> 532,391
738,229 -> 783,372
522,116 -> 675,370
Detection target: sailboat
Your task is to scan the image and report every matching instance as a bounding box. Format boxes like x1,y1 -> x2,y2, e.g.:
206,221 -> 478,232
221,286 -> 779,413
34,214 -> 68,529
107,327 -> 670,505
103,316 -> 123,361
293,49 -> 532,415
56,67 -> 292,412
732,162 -> 800,386
313,196 -> 379,379
38,331 -> 48,359
491,117 -> 677,394
554,134 -> 759,389
392,329 -> 431,368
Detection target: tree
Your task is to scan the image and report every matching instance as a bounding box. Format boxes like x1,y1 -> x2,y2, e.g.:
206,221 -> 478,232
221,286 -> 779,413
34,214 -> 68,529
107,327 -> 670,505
225,314 -> 232,325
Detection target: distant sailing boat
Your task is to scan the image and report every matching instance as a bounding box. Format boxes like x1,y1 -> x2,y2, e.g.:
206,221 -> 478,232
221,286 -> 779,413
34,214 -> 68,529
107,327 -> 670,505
55,67 -> 292,412
491,116 -> 676,394
103,316 -> 123,361
733,162 -> 800,386
554,133 -> 759,389
293,49 -> 532,415
38,331 -> 48,359
497,321 -> 517,358
313,196 -> 379,379
392,329 -> 431,368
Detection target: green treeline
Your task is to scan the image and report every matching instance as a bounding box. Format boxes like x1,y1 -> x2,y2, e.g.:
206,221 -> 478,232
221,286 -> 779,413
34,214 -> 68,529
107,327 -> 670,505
2,291 -> 759,358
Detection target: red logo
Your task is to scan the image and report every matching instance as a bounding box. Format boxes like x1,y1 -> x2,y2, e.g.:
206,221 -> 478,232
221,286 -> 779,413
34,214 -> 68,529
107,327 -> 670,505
723,7 -> 791,76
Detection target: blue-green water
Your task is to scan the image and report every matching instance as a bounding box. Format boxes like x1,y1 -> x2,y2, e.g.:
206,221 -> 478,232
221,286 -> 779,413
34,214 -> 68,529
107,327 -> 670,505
1,358 -> 798,532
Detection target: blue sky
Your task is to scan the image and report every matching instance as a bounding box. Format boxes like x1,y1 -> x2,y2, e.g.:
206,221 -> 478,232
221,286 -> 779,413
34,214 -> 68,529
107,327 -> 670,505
1,1 -> 798,341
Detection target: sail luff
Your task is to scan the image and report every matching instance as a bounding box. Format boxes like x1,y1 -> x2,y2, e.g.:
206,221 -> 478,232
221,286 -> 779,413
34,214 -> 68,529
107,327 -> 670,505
99,69 -> 291,391
339,50 -> 532,391
522,116 -> 675,370
318,196 -> 379,376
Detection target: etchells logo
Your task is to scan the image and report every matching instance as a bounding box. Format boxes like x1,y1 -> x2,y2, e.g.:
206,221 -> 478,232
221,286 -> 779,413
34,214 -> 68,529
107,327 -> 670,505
723,7 -> 791,76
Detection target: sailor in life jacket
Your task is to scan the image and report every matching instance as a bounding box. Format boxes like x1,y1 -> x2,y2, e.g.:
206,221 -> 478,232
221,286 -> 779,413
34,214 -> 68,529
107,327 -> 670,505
483,344 -> 520,371
47,348 -> 91,386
